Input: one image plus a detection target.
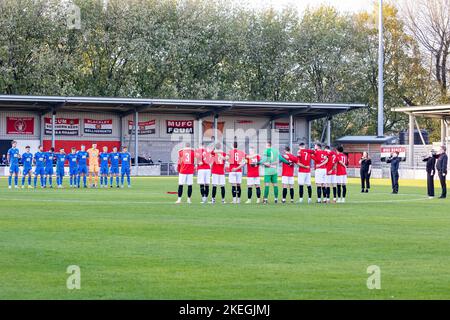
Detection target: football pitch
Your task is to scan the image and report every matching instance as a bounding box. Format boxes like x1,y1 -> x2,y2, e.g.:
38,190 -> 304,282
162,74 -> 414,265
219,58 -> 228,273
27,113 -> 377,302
0,176 -> 449,300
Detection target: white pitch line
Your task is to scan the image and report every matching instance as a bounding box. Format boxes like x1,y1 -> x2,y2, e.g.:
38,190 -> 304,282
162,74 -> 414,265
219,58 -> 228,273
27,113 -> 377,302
0,196 -> 432,205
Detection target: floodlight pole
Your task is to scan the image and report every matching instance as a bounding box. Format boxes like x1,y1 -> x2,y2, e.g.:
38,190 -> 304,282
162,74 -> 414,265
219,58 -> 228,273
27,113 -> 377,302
377,0 -> 384,137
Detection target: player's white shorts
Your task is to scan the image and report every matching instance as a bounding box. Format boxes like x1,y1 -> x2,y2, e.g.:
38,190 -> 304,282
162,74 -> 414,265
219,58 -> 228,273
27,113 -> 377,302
281,176 -> 294,185
298,172 -> 311,185
246,177 -> 261,186
315,169 -> 327,184
212,174 -> 226,186
336,175 -> 348,184
228,172 -> 243,184
197,169 -> 211,185
178,173 -> 193,185
326,174 -> 337,185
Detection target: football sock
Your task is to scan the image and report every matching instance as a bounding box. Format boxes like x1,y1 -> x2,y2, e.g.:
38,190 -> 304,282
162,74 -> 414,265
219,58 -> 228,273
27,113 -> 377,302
322,187 -> 327,198
282,188 -> 287,199
299,185 -> 304,198
28,176 -> 31,186
22,176 -> 25,186
343,185 -> 347,198
317,187 -> 322,199
221,186 -> 226,199
264,186 -> 269,199
256,187 -> 261,199
333,187 -> 337,199
274,186 -> 279,199
248,187 -> 252,199
14,176 -> 18,186
40,176 -> 44,187
232,186 -> 236,198
307,186 -> 312,198
110,176 -> 113,185
187,185 -> 192,198
237,186 -> 241,198
116,176 -> 119,186
127,174 -> 131,186
83,176 -> 87,186
290,188 -> 294,200
204,185 -> 210,197
337,185 -> 342,198
178,185 -> 183,197
48,177 -> 52,186
8,176 -> 12,187
200,185 -> 205,197
212,186 -> 217,199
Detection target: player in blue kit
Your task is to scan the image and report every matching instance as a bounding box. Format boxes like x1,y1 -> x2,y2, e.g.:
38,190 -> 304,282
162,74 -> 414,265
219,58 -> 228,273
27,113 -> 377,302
77,145 -> 89,188
21,146 -> 34,188
7,140 -> 20,189
55,148 -> 67,188
99,146 -> 110,188
66,147 -> 78,188
109,146 -> 120,188
34,145 -> 46,188
44,147 -> 55,188
120,146 -> 132,188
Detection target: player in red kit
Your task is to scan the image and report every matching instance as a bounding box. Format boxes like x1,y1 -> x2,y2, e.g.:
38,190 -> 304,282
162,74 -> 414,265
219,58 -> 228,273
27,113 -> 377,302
325,146 -> 338,203
245,147 -> 261,204
176,142 -> 195,204
228,142 -> 246,204
196,142 -> 213,204
336,146 -> 348,203
297,142 -> 314,204
210,143 -> 228,204
279,146 -> 298,203
313,143 -> 328,203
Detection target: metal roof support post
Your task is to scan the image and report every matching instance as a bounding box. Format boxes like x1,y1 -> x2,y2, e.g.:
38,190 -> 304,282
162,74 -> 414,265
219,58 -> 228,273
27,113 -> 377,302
213,114 -> 218,146
441,119 -> 446,145
39,113 -> 44,147
198,118 -> 203,148
408,113 -> 415,168
289,114 -> 294,151
307,120 -> 312,148
51,108 -> 56,149
134,109 -> 139,175
119,114 -> 123,148
326,117 -> 331,146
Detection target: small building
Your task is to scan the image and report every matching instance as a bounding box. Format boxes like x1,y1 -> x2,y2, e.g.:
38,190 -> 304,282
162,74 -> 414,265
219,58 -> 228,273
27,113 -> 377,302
335,135 -> 397,168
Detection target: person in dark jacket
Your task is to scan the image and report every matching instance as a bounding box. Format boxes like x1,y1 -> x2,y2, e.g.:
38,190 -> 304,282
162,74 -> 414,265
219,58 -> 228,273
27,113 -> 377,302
436,146 -> 448,199
387,151 -> 401,194
359,151 -> 372,193
423,150 -> 437,198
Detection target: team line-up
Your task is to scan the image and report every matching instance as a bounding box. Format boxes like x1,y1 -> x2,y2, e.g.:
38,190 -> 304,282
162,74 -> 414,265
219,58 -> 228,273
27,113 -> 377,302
176,141 -> 348,204
6,141 -> 132,189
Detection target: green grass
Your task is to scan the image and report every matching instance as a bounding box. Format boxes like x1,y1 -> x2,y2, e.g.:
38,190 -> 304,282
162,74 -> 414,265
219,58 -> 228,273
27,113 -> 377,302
0,176 -> 449,299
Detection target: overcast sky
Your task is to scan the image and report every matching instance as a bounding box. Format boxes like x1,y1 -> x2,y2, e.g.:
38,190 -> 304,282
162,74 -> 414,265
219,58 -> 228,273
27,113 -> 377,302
237,0 -> 377,14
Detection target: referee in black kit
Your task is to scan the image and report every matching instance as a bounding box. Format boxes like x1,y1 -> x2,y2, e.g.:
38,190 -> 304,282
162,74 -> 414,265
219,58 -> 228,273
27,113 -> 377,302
423,150 -> 437,198
436,146 -> 448,199
387,151 -> 401,194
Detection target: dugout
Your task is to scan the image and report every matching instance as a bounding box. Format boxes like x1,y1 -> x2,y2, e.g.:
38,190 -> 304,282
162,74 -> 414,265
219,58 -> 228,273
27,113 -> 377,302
0,95 -> 365,175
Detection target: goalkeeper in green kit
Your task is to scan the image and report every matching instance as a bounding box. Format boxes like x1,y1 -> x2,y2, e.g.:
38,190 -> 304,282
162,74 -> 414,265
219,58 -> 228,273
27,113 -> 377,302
261,141 -> 280,204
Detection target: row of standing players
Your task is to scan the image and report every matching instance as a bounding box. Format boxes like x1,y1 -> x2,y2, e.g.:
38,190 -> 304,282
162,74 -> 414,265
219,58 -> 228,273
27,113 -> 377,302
6,141 -> 132,189
176,141 -> 348,204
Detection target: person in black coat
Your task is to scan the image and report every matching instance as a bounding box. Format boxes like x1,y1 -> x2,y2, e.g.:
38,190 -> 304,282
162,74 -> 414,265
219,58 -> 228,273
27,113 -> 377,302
436,146 -> 448,199
387,151 -> 401,194
359,151 -> 372,193
422,150 -> 437,198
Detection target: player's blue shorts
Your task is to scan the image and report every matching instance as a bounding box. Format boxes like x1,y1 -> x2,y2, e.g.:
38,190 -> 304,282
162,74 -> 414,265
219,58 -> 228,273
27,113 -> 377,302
9,164 -> 19,174
121,166 -> 130,175
56,167 -> 65,176
110,167 -> 119,175
45,167 -> 54,175
100,166 -> 109,175
35,167 -> 45,176
78,165 -> 88,175
69,167 -> 78,176
23,167 -> 32,175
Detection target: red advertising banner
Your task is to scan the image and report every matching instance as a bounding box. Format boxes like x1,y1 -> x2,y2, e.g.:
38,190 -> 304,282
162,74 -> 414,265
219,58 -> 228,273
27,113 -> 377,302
275,122 -> 292,133
84,119 -> 113,134
6,117 -> 35,135
166,120 -> 194,134
128,120 -> 156,135
44,118 -> 79,136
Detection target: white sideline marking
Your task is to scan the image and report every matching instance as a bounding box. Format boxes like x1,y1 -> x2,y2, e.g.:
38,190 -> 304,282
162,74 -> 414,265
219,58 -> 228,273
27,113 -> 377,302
0,196 -> 432,205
